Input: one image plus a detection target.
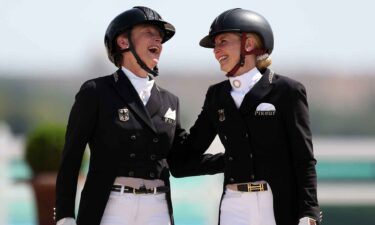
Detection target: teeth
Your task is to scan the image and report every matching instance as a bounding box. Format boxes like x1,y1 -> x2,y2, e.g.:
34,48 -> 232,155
148,46 -> 159,53
219,56 -> 227,62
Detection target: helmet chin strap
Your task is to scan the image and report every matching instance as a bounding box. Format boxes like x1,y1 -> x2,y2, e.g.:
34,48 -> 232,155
126,30 -> 159,77
226,32 -> 266,77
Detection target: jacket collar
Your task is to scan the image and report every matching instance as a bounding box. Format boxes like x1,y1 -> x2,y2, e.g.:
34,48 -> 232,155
112,69 -> 157,132
239,68 -> 275,115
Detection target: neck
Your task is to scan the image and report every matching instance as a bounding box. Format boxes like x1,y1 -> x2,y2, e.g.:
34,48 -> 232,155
122,54 -> 149,78
231,57 -> 256,77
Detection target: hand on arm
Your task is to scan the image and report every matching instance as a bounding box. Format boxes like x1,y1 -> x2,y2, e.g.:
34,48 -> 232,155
168,88 -> 225,177
57,217 -> 76,225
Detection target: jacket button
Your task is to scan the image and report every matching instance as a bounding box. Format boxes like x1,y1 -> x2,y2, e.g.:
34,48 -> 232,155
228,156 -> 233,161
251,175 -> 255,180
130,135 -> 136,140
245,133 -> 248,138
130,153 -> 136,158
128,171 -> 134,177
149,172 -> 155,178
223,135 -> 227,140
249,153 -> 253,158
150,154 -> 156,160
153,138 -> 159,143
229,178 -> 234,183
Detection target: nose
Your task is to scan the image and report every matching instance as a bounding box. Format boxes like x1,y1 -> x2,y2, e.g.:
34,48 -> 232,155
154,34 -> 162,43
213,46 -> 221,55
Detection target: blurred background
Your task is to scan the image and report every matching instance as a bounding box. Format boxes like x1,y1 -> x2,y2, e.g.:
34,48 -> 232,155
1,0 -> 375,224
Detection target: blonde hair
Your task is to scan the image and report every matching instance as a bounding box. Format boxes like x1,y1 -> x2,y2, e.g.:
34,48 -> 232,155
247,33 -> 272,69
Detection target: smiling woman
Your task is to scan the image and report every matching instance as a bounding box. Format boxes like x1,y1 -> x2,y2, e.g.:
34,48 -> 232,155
119,24 -> 164,76
54,5 -> 224,225
169,8 -> 321,225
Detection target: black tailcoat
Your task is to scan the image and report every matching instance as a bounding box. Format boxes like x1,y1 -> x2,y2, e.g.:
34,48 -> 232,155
170,69 -> 321,225
55,69 -> 223,225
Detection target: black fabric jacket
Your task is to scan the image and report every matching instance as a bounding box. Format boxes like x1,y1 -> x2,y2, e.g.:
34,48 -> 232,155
55,69 -> 224,225
169,69 -> 321,225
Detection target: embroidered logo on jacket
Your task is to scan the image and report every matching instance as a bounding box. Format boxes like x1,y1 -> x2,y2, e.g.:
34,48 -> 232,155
218,109 -> 225,121
118,107 -> 130,121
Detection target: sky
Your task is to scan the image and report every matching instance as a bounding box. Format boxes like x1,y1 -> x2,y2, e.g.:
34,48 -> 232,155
1,0 -> 375,77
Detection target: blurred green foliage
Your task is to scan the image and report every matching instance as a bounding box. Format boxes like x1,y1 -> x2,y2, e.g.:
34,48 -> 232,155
25,123 -> 66,175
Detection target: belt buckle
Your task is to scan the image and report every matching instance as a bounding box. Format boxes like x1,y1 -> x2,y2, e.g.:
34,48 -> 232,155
134,186 -> 147,194
247,183 -> 264,192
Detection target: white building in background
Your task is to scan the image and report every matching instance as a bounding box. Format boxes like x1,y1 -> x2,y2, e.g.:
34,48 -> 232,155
0,121 -> 24,158
0,121 -> 27,225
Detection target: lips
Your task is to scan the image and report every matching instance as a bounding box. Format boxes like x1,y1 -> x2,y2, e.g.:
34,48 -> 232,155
148,45 -> 160,54
218,55 -> 228,62
216,54 -> 229,64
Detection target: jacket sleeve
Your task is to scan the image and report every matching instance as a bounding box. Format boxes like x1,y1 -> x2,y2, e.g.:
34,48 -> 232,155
55,80 -> 98,221
168,87 -> 225,178
286,82 -> 321,223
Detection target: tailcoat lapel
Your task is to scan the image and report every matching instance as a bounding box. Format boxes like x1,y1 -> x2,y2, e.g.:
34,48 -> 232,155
219,81 -> 249,129
112,69 -> 157,132
146,84 -> 162,118
239,68 -> 275,115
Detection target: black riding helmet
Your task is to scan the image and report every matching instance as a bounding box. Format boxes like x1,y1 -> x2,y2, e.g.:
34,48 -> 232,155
104,6 -> 175,76
199,8 -> 274,77
200,8 -> 273,54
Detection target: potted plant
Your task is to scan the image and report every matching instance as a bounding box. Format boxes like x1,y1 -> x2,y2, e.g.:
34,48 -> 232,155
25,123 -> 65,225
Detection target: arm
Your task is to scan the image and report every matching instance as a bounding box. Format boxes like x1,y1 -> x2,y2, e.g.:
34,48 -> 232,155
168,87 -> 225,177
286,82 -> 321,223
55,81 -> 98,221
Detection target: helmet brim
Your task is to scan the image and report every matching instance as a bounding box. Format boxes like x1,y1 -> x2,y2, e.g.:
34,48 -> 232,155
141,21 -> 175,43
199,35 -> 215,48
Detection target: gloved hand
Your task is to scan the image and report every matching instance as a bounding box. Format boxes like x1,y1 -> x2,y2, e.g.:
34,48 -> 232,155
56,217 -> 76,225
298,217 -> 316,225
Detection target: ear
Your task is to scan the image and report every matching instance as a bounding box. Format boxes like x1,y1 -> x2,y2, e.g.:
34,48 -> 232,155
245,37 -> 255,52
116,35 -> 129,50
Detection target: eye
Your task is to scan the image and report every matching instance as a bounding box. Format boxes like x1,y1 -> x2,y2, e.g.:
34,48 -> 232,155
215,39 -> 227,47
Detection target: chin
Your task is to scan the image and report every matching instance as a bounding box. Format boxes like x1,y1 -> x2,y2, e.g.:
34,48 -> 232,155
220,65 -> 230,73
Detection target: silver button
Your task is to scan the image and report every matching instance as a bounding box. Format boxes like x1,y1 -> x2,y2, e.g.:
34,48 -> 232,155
153,138 -> 159,143
128,171 -> 134,176
150,154 -> 156,160
130,153 -> 136,158
229,178 -> 234,183
249,153 -> 253,158
228,156 -> 233,161
251,175 -> 255,180
245,133 -> 248,138
223,135 -> 227,140
130,135 -> 136,140
150,172 -> 155,178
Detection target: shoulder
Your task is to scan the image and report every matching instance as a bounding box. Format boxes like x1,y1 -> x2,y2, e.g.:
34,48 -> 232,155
272,73 -> 308,102
273,73 -> 306,93
206,80 -> 228,95
81,74 -> 113,89
156,85 -> 179,102
76,74 -> 114,100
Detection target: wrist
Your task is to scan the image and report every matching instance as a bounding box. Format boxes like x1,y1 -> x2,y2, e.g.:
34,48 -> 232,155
299,217 -> 316,225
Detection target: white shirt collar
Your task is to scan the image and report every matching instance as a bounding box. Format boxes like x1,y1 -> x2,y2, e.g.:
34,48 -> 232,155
228,67 -> 262,94
122,67 -> 154,105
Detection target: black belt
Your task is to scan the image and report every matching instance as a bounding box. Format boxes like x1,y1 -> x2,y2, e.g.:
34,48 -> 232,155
111,185 -> 169,194
237,183 -> 268,192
